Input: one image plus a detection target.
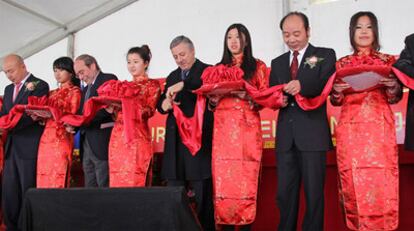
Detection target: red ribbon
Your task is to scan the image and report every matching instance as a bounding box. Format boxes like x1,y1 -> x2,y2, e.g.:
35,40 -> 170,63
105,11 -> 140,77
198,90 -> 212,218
172,95 -> 206,155
392,67 -> 414,89
0,96 -> 63,130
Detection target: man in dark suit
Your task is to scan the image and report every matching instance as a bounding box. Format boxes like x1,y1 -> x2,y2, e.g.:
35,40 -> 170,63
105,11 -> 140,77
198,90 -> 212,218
394,33 -> 414,151
0,54 -> 49,231
73,54 -> 117,187
269,12 -> 336,231
157,35 -> 214,230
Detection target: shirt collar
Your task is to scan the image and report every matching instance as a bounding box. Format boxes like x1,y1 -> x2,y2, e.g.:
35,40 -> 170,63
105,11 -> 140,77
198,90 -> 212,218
16,72 -> 31,86
289,43 -> 309,64
290,43 -> 309,57
90,71 -> 100,86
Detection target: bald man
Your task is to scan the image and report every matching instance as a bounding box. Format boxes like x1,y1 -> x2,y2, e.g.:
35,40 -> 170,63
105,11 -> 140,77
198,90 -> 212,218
0,54 -> 49,231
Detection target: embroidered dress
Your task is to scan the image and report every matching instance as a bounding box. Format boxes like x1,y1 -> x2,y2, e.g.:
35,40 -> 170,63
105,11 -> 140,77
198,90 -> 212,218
331,51 -> 401,230
104,76 -> 160,187
212,57 -> 268,225
37,84 -> 81,188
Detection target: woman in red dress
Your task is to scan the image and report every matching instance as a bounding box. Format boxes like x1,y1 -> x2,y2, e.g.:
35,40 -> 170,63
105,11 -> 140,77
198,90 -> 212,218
208,23 -> 268,231
106,45 -> 160,187
331,12 -> 401,230
37,57 -> 81,188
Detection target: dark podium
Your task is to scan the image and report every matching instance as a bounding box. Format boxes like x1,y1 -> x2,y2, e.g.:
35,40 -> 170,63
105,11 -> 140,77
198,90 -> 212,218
21,187 -> 201,231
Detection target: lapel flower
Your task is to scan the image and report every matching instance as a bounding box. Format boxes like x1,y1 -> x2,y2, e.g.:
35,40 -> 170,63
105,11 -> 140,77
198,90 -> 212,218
25,81 -> 40,92
304,55 -> 324,69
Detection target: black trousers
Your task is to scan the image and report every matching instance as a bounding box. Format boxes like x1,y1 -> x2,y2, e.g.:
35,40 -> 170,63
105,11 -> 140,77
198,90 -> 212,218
2,149 -> 37,231
276,147 -> 326,231
167,179 -> 215,231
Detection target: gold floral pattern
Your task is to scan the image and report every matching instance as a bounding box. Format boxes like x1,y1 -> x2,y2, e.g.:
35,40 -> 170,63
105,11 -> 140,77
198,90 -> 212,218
37,84 -> 81,188
334,51 -> 400,230
108,77 -> 161,187
212,59 -> 268,225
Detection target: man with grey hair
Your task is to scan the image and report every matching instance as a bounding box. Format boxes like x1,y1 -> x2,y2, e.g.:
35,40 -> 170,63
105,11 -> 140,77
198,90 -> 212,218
73,54 -> 117,187
1,54 -> 49,231
157,35 -> 215,230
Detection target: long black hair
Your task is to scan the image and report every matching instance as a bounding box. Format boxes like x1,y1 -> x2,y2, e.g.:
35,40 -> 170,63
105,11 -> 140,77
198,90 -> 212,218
349,11 -> 380,51
219,23 -> 257,81
53,57 -> 80,87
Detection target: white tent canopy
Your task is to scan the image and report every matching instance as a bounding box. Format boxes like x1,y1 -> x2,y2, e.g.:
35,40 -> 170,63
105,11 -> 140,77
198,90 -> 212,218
0,0 -> 412,96
0,0 -> 137,69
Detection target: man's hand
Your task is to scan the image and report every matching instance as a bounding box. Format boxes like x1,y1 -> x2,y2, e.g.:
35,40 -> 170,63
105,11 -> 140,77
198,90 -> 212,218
166,81 -> 184,100
281,95 -> 288,108
29,114 -> 41,122
0,128 -> 3,136
161,98 -> 173,112
283,80 -> 301,95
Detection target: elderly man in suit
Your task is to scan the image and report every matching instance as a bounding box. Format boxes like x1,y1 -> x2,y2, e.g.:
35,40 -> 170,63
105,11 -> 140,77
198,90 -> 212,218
157,35 -> 214,230
269,12 -> 336,231
1,54 -> 49,231
73,54 -> 117,187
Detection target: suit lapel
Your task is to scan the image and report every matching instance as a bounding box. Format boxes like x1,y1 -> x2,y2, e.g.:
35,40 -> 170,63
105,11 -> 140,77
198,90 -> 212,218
89,72 -> 103,98
297,44 -> 316,80
281,52 -> 291,83
5,85 -> 14,112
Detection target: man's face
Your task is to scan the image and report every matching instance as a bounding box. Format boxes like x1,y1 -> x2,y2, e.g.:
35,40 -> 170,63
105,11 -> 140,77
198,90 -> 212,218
2,57 -> 27,84
171,42 -> 195,71
282,15 -> 310,51
74,60 -> 97,85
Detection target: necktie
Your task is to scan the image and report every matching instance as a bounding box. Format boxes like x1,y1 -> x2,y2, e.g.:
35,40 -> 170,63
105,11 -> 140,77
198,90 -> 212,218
13,82 -> 22,103
290,51 -> 299,80
84,84 -> 92,100
181,70 -> 189,80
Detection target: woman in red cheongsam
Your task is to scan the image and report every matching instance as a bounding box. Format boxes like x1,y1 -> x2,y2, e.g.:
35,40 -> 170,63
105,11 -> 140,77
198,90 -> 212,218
207,23 -> 268,231
105,45 -> 160,187
331,12 -> 401,230
37,57 -> 81,188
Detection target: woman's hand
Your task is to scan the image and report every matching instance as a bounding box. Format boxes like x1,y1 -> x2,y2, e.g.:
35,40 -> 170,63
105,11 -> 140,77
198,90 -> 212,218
230,90 -> 248,100
380,77 -> 398,88
64,124 -> 76,134
104,102 -> 121,114
207,94 -> 222,105
333,83 -> 351,93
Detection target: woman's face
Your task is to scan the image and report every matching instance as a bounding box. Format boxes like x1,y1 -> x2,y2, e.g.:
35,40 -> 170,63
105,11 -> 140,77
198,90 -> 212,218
226,28 -> 245,56
127,53 -> 148,77
54,68 -> 72,84
354,15 -> 374,50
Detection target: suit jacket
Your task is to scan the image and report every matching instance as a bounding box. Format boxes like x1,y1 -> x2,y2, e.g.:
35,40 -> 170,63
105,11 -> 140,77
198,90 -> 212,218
78,71 -> 118,160
157,59 -> 214,180
394,33 -> 414,150
0,74 -> 49,159
269,44 -> 336,152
